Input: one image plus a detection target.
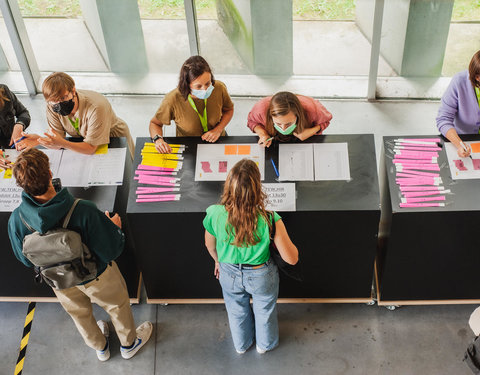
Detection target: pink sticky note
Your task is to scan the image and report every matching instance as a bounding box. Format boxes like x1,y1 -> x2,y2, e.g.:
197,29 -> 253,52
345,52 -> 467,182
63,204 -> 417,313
201,161 -> 213,173
219,161 -> 228,173
453,159 -> 467,171
473,159 -> 480,170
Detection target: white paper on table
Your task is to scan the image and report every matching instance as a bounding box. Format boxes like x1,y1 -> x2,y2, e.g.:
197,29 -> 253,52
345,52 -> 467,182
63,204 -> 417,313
313,143 -> 351,181
88,148 -> 126,185
278,144 -> 314,181
194,143 -> 265,181
262,183 -> 296,212
56,150 -> 93,186
0,161 -> 22,212
445,141 -> 480,180
42,149 -> 63,176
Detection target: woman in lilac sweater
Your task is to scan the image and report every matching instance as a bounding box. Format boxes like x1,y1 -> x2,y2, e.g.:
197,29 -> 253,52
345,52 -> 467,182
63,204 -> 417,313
436,50 -> 480,157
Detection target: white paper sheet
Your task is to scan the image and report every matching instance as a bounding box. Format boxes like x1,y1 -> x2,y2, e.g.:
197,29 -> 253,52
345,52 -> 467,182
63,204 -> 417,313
42,149 -> 63,176
313,143 -> 351,181
278,144 -> 314,181
445,141 -> 480,180
194,144 -> 265,181
263,183 -> 296,212
88,148 -> 126,185
56,150 -> 93,186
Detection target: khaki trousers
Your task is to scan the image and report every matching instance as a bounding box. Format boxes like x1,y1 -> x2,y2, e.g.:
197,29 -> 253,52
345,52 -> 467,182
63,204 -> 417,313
53,261 -> 136,350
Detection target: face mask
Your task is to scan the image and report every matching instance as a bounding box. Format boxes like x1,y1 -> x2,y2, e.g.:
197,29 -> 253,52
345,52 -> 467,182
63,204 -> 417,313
274,122 -> 297,135
52,98 -> 75,116
191,84 -> 214,100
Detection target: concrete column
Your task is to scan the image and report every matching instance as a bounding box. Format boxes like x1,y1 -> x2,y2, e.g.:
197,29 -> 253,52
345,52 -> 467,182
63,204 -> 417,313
79,0 -> 148,74
0,45 -> 8,71
356,0 -> 454,77
216,0 -> 293,76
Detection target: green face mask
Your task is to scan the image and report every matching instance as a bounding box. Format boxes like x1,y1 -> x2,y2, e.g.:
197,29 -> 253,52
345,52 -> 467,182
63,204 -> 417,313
274,122 -> 297,135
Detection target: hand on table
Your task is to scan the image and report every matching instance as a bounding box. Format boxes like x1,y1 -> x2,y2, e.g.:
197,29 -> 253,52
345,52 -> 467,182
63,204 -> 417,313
0,156 -> 12,170
457,143 -> 471,158
154,139 -> 172,154
201,128 -> 222,143
14,131 -> 40,151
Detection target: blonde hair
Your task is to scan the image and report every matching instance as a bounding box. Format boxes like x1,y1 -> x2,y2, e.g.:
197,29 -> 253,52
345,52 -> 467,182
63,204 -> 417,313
265,92 -> 308,137
221,159 -> 270,247
42,72 -> 75,102
0,86 -> 10,109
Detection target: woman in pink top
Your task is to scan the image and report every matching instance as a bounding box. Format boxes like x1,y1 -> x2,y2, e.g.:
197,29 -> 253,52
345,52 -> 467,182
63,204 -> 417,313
247,92 -> 332,147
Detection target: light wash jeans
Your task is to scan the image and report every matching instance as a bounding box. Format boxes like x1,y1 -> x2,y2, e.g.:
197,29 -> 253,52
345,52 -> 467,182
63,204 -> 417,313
219,260 -> 279,352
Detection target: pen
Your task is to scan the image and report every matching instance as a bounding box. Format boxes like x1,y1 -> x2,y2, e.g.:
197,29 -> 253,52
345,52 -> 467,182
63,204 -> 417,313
1,147 -> 5,159
460,141 -> 473,159
270,158 -> 279,178
260,136 -> 274,145
11,135 -> 26,149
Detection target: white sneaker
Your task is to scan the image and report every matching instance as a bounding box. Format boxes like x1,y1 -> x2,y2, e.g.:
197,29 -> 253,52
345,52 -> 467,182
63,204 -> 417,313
256,345 -> 267,354
96,320 -> 110,361
120,321 -> 153,359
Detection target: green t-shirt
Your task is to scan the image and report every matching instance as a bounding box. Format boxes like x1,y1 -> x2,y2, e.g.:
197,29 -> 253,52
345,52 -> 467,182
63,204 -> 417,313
203,204 -> 281,264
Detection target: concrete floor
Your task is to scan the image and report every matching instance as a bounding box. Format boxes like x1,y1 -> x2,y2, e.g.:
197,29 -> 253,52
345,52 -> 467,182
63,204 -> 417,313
0,94 -> 478,374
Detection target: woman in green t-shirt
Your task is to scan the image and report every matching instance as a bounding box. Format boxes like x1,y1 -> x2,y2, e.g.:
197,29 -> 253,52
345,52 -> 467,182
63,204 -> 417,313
203,159 -> 298,354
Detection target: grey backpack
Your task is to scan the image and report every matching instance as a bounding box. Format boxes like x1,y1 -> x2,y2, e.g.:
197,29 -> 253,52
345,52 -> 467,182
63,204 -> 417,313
20,199 -> 97,290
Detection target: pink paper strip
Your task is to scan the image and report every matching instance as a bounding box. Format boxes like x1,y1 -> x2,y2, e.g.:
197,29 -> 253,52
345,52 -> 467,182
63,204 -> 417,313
396,138 -> 441,142
138,165 -> 175,171
396,178 -> 438,185
137,180 -> 177,186
136,198 -> 177,203
395,146 -> 441,151
400,186 -> 442,191
400,203 -> 443,208
394,156 -> 436,161
399,166 -> 440,171
136,188 -> 174,194
397,181 -> 438,186
137,194 -> 177,199
396,172 -> 439,178
135,170 -> 175,176
395,150 -> 439,155
403,196 -> 446,203
402,191 -> 446,198
397,170 -> 440,177
136,176 -> 177,182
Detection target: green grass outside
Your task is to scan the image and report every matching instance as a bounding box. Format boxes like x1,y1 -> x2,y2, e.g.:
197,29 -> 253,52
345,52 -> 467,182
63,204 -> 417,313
15,0 -> 480,21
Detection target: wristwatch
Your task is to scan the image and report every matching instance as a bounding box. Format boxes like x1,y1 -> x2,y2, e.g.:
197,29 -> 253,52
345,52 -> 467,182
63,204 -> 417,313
151,134 -> 163,143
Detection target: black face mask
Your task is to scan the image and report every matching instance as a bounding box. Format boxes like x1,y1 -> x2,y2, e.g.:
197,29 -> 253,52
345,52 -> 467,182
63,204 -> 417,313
51,98 -> 74,116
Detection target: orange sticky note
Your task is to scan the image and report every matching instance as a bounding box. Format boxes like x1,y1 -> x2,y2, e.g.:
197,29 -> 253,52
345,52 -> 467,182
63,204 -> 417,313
471,143 -> 480,153
224,145 -> 237,155
237,145 -> 251,155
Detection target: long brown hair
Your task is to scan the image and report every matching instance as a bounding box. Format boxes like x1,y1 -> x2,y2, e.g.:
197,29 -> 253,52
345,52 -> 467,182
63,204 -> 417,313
221,159 -> 270,247
0,86 -> 10,109
469,50 -> 480,88
265,92 -> 308,137
178,55 -> 215,100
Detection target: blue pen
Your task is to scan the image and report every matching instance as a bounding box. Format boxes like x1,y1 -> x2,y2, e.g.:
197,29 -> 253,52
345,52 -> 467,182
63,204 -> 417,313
11,136 -> 26,148
270,158 -> 279,178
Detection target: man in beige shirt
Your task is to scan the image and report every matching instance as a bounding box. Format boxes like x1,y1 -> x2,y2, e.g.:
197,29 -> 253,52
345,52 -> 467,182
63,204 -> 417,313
18,72 -> 134,158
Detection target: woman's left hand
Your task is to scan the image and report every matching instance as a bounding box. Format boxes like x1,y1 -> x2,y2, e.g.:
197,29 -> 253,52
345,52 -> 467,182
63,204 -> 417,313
9,124 -> 24,149
214,262 -> 220,279
201,128 -> 222,143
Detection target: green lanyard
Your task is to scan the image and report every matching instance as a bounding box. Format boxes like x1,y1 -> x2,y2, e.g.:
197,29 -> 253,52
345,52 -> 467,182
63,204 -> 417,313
68,117 -> 81,135
187,95 -> 208,133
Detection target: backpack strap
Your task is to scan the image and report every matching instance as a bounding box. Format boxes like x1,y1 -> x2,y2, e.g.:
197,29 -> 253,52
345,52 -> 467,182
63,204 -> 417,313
19,213 -> 35,233
62,199 -> 81,229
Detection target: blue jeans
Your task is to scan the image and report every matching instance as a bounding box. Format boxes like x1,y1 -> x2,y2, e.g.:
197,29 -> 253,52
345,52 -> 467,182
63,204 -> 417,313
219,260 -> 279,352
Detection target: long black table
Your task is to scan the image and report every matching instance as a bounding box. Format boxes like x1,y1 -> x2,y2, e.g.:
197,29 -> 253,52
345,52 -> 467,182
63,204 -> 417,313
0,138 -> 141,302
127,135 -> 380,303
378,135 -> 480,306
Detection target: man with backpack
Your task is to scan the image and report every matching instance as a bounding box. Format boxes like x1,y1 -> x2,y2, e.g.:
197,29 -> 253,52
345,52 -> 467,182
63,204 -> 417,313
8,148 -> 152,361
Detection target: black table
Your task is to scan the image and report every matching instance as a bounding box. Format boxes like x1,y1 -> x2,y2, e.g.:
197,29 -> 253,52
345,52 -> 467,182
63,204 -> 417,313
127,135 -> 380,303
378,135 -> 480,306
0,138 -> 141,302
